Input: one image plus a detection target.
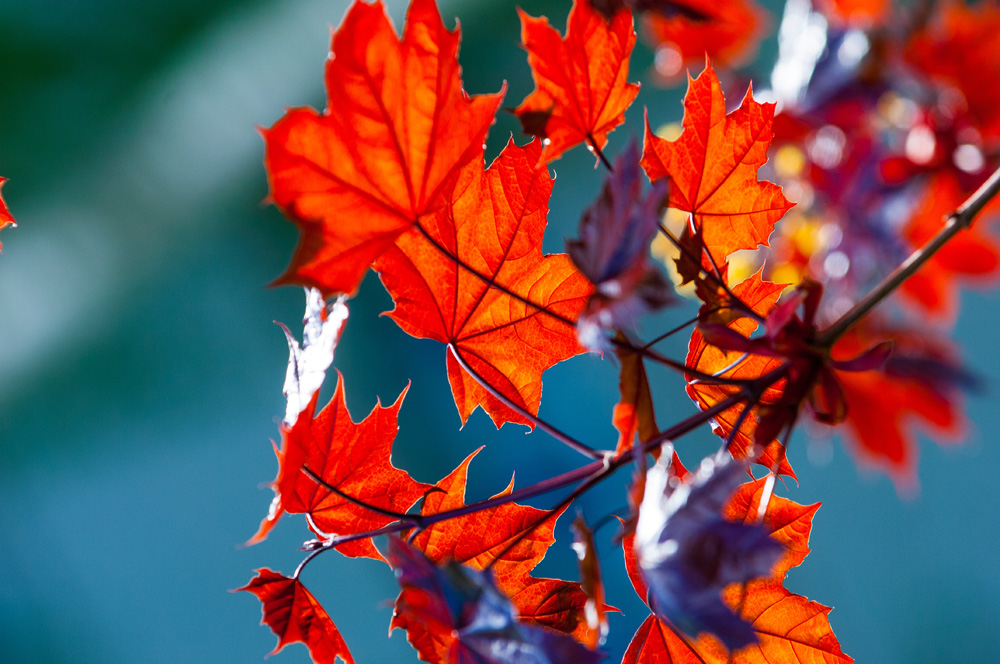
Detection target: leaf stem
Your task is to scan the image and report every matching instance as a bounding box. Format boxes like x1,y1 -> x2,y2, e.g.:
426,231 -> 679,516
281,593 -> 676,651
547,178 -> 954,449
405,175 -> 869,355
449,344 -> 608,459
301,465 -> 421,523
587,134 -> 614,171
817,165 -> 1000,346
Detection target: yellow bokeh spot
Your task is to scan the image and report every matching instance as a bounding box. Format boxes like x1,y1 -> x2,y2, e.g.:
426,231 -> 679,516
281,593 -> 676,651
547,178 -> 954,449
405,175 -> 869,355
773,144 -> 806,179
726,249 -> 762,286
790,216 -> 824,257
770,263 -> 805,290
655,122 -> 683,142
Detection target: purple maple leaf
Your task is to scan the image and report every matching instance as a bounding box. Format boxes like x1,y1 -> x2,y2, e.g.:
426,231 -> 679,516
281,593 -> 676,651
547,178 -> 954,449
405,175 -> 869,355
634,456 -> 784,650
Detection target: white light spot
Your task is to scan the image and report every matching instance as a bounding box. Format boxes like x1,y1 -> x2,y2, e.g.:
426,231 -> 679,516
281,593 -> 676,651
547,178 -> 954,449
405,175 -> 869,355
829,295 -> 854,319
817,222 -> 843,249
598,279 -> 622,298
837,30 -> 869,68
905,125 -> 936,165
823,250 -> 850,279
809,125 -> 846,170
282,289 -> 349,426
655,45 -> 683,79
772,0 -> 828,105
954,144 -> 985,174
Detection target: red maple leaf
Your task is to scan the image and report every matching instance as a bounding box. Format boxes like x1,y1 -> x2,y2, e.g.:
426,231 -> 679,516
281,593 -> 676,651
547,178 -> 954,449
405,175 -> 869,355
899,173 -> 1000,320
906,0 -> 1000,145
0,178 -> 15,250
513,0 -> 640,164
642,61 -> 793,268
375,138 -> 592,428
832,324 -> 967,489
264,0 -> 503,296
817,0 -> 889,25
622,479 -> 851,663
406,448 -> 592,641
684,271 -> 795,477
238,569 -> 354,664
641,0 -> 767,77
723,480 -> 818,581
251,372 -> 429,561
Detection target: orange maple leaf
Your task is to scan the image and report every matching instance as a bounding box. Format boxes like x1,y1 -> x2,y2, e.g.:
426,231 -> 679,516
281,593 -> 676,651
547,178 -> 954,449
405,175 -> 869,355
251,373 -> 429,561
264,0 -> 503,296
513,0 -> 640,164
642,61 -> 793,268
375,138 -> 592,428
406,448 -> 592,641
641,0 -> 767,76
238,569 -> 354,664
684,272 -> 795,477
622,479 -> 851,663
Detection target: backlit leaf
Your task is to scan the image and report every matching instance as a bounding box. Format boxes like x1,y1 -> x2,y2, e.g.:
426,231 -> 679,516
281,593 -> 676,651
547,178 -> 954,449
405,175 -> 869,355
253,372 -> 429,561
641,0 -> 767,76
264,0 -> 503,296
514,0 -> 640,164
376,138 -> 592,428
412,449 -> 592,639
389,538 -> 602,664
684,272 -> 794,477
642,62 -> 793,268
238,569 -> 354,664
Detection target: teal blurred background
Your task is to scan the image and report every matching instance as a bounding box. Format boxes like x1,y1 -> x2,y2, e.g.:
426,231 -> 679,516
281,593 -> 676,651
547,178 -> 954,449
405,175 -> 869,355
1,0 -> 998,662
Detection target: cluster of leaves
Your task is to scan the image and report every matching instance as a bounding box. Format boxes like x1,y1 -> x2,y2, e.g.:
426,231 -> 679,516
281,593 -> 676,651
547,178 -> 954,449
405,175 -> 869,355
240,0 -> 1000,663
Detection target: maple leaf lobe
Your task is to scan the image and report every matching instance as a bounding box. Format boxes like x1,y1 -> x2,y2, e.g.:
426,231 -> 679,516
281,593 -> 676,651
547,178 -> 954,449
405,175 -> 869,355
238,569 -> 354,664
265,0 -> 503,296
389,537 -> 602,664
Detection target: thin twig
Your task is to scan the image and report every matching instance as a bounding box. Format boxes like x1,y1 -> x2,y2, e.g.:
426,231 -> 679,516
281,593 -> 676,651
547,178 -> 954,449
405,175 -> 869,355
412,221 -> 754,387
817,165 -> 1000,345
484,462 -> 610,571
642,308 -> 722,349
293,387 -> 769,570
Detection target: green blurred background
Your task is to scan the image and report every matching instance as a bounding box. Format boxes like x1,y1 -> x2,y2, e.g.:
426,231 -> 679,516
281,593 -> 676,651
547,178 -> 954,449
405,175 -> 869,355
1,0 -> 998,662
